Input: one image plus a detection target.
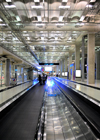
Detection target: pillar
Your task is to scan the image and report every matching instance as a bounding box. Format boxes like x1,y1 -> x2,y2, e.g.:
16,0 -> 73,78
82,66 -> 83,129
87,33 -> 95,84
28,69 -> 33,80
60,61 -> 62,77
62,59 -> 64,72
82,36 -> 85,82
96,51 -> 100,80
22,67 -> 24,82
64,57 -> 68,72
68,51 -> 72,80
75,44 -> 81,81
15,65 -> 17,80
56,65 -> 59,74
5,59 -> 10,86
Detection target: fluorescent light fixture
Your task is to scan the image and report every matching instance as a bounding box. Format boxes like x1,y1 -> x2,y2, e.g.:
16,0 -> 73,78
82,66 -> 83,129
6,0 -> 12,2
27,37 -> 30,40
76,23 -> 84,26
5,5 -> 16,8
37,16 -> 42,22
41,37 -> 44,40
16,16 -> 21,21
0,18 -> 3,22
23,31 -> 27,33
79,16 -> 85,21
36,23 -> 45,26
56,23 -> 64,26
59,16 -> 63,22
34,0 -> 39,2
90,0 -> 96,2
59,5 -> 70,9
55,37 -> 58,40
31,5 -> 43,9
69,37 -> 71,40
13,37 -> 18,40
16,23 -> 21,25
0,24 -> 7,26
62,0 -> 68,2
86,5 -> 92,8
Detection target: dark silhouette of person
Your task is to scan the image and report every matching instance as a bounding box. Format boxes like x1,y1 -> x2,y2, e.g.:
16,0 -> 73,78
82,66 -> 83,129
38,75 -> 42,85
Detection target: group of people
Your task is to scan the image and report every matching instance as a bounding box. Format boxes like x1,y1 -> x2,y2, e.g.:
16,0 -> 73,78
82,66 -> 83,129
38,74 -> 47,85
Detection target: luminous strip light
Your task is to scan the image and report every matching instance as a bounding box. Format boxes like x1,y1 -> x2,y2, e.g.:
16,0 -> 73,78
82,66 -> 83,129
62,0 -> 68,2
86,5 -> 93,8
0,18 -> 3,22
0,24 -> 7,26
31,5 -> 43,9
76,23 -> 84,26
90,0 -> 96,2
79,16 -> 85,21
59,16 -> 63,22
56,23 -> 64,26
6,0 -> 12,2
36,23 -> 45,26
16,16 -> 21,21
34,0 -> 39,2
5,5 -> 16,8
59,5 -> 70,9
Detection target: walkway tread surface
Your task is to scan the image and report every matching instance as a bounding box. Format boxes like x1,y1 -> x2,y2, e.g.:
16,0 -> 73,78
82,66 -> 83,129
0,84 -> 45,140
54,79 -> 100,136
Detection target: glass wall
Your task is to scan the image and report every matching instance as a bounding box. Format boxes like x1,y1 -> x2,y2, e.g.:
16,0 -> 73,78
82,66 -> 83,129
0,62 -> 5,86
24,69 -> 28,82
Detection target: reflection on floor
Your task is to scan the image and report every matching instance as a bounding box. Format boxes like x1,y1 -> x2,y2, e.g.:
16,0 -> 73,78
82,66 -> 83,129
61,77 -> 100,88
0,80 -> 31,90
44,78 -> 96,140
56,77 -> 100,103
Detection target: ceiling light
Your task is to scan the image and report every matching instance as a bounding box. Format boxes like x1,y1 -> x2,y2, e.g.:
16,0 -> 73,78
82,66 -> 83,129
86,5 -> 92,8
5,5 -> 16,8
59,5 -> 70,9
34,0 -> 39,2
90,0 -> 96,2
37,16 -> 42,22
0,18 -> 3,22
76,23 -> 84,26
23,31 -> 27,33
79,16 -> 85,21
55,37 -> 58,40
31,5 -> 43,9
56,23 -> 64,26
16,16 -> 21,21
0,24 -> 7,26
62,0 -> 68,2
41,37 -> 44,40
6,0 -> 12,2
36,23 -> 45,26
27,37 -> 30,40
59,16 -> 63,22
16,23 -> 21,25
69,37 -> 71,40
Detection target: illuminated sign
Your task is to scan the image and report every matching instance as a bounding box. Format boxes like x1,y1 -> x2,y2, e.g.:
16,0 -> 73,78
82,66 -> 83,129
39,63 -> 59,65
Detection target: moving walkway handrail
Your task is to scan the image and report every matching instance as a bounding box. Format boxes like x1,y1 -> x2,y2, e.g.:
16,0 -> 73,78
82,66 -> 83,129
34,102 -> 45,140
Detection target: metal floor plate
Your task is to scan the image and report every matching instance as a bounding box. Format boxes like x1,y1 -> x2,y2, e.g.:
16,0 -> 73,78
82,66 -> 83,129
43,79 -> 97,140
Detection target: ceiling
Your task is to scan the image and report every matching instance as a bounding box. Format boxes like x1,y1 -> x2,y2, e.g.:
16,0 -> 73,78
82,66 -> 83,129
0,0 -> 100,68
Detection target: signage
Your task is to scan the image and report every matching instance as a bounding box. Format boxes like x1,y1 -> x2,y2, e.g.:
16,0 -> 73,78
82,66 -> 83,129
39,63 -> 59,65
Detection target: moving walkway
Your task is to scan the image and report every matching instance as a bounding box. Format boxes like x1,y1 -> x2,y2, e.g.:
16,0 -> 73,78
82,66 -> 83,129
35,78 -> 97,140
